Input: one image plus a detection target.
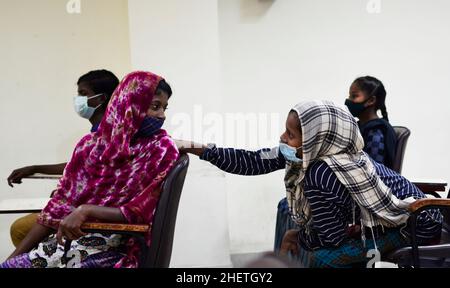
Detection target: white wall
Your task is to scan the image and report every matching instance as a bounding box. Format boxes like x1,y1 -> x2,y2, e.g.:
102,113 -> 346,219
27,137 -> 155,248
0,0 -> 131,260
218,0 -> 450,179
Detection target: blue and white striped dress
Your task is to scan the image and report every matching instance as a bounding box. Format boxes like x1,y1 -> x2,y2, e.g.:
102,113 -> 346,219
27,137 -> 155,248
200,144 -> 442,252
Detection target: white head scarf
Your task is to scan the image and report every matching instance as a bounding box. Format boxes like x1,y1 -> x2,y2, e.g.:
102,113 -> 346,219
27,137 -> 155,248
285,100 -> 411,231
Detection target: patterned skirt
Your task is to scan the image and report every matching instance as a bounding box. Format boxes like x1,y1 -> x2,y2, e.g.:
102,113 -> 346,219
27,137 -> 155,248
1,233 -> 128,268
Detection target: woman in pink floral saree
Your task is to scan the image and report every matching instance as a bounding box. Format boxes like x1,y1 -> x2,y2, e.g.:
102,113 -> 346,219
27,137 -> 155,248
1,71 -> 179,268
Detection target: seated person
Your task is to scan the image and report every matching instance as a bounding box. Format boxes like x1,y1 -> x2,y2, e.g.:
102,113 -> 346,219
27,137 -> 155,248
345,76 -> 397,168
6,69 -> 120,248
276,76 -> 399,252
180,100 -> 442,267
1,71 -> 179,268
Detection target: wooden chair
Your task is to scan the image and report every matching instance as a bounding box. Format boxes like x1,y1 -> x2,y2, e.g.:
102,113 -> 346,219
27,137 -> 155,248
387,185 -> 450,267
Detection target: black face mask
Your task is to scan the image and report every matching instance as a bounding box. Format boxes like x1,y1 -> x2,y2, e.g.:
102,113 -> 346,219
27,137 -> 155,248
135,116 -> 165,138
345,99 -> 368,117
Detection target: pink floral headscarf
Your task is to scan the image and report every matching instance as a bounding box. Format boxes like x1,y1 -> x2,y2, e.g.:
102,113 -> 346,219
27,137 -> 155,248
37,71 -> 179,267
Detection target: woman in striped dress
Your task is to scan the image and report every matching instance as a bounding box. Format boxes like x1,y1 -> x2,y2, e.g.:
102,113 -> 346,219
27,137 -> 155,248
178,100 -> 442,268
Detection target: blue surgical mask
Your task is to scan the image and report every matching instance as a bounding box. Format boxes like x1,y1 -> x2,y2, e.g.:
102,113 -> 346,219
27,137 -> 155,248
73,94 -> 104,119
279,142 -> 303,163
135,116 -> 165,138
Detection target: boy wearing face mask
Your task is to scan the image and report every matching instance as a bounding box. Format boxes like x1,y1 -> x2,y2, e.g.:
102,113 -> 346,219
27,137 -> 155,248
6,69 -> 119,247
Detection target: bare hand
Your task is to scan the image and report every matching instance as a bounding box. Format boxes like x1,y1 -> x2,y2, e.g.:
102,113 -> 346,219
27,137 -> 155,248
174,139 -> 200,149
56,206 -> 89,245
174,139 -> 205,154
7,166 -> 36,187
280,229 -> 300,256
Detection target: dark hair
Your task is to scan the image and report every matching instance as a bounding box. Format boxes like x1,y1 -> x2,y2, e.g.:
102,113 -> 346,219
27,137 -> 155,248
77,70 -> 120,102
353,76 -> 389,122
156,79 -> 172,98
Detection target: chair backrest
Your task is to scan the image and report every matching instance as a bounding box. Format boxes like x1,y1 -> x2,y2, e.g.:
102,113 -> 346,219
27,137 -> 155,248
144,153 -> 189,268
392,126 -> 411,174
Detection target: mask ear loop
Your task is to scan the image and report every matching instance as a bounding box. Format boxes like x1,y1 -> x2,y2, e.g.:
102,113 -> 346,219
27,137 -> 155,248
88,93 -> 105,110
87,93 -> 104,100
93,103 -> 103,110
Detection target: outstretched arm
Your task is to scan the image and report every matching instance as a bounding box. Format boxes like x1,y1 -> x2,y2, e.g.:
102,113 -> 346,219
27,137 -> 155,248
176,140 -> 286,176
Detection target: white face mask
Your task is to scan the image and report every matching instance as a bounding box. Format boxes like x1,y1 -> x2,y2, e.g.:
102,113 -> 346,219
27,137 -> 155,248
73,94 -> 103,119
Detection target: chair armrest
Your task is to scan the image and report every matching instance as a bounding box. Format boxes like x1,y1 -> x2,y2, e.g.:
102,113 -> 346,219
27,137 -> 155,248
0,208 -> 42,214
406,198 -> 450,268
24,174 -> 62,180
412,181 -> 447,193
81,222 -> 150,234
409,198 -> 450,213
0,198 -> 49,214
